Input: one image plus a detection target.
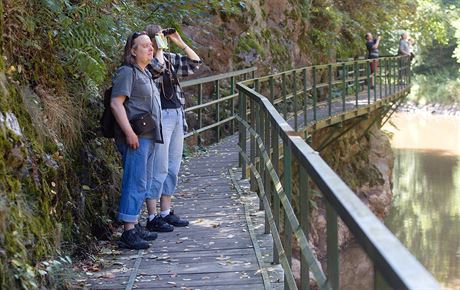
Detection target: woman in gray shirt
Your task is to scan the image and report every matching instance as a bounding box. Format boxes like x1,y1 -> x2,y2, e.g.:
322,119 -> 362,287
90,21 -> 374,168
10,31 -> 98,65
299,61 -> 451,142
110,31 -> 164,249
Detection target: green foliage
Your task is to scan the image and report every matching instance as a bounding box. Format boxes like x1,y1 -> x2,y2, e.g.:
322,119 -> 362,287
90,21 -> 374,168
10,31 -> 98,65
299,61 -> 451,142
235,32 -> 265,57
453,17 -> 460,64
409,72 -> 460,104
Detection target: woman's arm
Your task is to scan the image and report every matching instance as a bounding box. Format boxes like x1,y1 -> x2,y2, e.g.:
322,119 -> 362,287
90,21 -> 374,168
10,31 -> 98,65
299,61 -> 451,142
150,48 -> 165,78
372,37 -> 380,49
111,96 -> 139,149
168,32 -> 200,61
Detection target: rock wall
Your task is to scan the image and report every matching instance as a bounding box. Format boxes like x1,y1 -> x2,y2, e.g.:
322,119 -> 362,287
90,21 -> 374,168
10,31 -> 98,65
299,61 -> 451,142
184,0 -> 315,77
290,109 -> 394,284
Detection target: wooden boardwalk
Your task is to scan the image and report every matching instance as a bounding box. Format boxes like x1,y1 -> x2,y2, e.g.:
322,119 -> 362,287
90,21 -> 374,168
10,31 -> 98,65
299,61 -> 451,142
84,135 -> 283,290
81,84 -> 408,290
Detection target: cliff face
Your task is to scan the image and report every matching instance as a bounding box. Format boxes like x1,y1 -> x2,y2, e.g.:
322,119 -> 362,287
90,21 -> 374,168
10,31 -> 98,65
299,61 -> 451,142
291,110 -> 394,263
184,0 -> 313,76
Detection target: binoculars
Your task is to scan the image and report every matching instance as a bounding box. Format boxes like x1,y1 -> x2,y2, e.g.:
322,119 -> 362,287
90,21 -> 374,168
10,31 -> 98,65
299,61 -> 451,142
162,28 -> 176,36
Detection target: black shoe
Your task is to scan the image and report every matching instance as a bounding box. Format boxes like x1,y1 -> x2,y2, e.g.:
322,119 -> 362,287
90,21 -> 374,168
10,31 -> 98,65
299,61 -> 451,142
163,210 -> 189,227
135,223 -> 158,241
146,215 -> 174,232
118,228 -> 149,250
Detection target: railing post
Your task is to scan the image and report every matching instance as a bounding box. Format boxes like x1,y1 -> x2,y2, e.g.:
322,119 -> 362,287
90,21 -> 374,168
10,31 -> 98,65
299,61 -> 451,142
303,68 -> 308,127
198,83 -> 203,147
293,70 -> 298,131
374,267 -> 392,290
250,98 -> 257,192
384,58 -> 388,97
312,66 -> 317,121
215,80 -> 221,142
327,203 -> 339,290
367,60 -> 371,105
374,63 -> 377,102
238,90 -> 247,179
392,57 -> 396,93
269,76 -> 274,103
355,61 -> 359,107
256,102 -> 264,211
299,165 -> 310,290
389,58 -> 392,96
342,63 -> 346,112
328,64 -> 332,116
379,58 -> 383,99
263,110 -> 271,234
271,126 -> 280,264
282,72 -> 288,120
408,56 -> 412,84
283,141 -> 292,290
230,76 -> 235,134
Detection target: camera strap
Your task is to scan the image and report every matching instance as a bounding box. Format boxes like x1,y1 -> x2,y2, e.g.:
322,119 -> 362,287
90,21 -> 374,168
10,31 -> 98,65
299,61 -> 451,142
160,53 -> 179,100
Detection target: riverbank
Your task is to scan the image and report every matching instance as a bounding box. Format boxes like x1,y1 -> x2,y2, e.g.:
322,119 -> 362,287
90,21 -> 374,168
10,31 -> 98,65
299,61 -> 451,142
399,100 -> 460,116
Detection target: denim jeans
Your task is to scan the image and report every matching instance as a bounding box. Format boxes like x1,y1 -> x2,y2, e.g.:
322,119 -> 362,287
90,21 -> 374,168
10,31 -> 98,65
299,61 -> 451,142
148,108 -> 184,199
116,138 -> 155,222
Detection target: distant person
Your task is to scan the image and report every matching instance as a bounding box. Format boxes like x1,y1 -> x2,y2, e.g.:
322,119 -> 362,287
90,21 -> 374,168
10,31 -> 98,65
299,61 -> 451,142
398,32 -> 412,83
111,31 -> 164,249
398,32 -> 411,57
142,24 -> 202,233
365,32 -> 380,89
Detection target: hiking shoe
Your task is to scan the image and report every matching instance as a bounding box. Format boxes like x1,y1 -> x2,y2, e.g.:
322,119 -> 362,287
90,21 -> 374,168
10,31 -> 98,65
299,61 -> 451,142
135,223 -> 158,241
163,210 -> 189,227
118,228 -> 149,250
146,215 -> 174,232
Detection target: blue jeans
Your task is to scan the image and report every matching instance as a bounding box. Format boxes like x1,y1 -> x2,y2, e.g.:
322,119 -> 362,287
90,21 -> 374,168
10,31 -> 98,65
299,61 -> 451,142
148,108 -> 184,199
117,138 -> 155,222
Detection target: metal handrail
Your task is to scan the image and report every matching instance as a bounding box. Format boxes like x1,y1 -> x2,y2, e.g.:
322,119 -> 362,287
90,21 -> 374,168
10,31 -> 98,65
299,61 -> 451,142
181,67 -> 257,142
236,56 -> 441,290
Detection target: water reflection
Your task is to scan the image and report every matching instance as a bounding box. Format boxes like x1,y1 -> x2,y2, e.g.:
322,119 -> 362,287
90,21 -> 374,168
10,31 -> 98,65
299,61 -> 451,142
384,113 -> 460,290
339,113 -> 460,290
386,149 -> 460,290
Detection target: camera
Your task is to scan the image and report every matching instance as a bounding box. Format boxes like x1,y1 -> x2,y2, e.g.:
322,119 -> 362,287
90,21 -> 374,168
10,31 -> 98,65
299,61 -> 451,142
155,35 -> 168,50
162,28 -> 176,36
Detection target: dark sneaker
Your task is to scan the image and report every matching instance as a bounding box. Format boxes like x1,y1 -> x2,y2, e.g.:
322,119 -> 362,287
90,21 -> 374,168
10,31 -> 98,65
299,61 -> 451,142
146,215 -> 174,232
135,223 -> 158,241
163,210 -> 189,227
118,228 -> 149,250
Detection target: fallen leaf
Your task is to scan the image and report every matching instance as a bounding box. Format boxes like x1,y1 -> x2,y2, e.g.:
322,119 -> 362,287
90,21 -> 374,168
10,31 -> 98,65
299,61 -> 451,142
101,273 -> 115,279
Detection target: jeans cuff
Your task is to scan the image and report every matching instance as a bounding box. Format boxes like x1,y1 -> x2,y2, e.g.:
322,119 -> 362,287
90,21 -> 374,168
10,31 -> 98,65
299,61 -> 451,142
118,212 -> 139,223
146,191 -> 162,200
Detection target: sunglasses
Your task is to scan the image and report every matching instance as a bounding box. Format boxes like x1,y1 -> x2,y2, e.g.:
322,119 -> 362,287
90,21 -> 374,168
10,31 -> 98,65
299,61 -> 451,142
131,31 -> 147,45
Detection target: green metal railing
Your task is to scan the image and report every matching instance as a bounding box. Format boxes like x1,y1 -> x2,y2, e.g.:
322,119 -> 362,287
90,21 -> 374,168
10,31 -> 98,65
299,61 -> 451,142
236,56 -> 441,290
181,67 -> 256,145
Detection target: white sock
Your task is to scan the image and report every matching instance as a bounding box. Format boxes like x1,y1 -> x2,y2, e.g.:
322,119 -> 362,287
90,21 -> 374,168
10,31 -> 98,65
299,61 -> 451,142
160,209 -> 171,218
148,214 -> 157,221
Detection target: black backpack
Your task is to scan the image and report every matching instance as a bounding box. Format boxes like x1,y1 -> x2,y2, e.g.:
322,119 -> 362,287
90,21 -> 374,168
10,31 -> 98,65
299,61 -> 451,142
100,87 -> 115,138
100,66 -> 135,138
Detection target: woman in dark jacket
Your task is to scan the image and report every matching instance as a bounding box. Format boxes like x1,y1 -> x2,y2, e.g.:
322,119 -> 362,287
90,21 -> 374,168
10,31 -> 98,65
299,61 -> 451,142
142,24 -> 202,233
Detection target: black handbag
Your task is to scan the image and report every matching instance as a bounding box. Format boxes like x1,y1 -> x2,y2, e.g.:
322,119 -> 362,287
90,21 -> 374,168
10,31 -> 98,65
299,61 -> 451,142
130,113 -> 156,136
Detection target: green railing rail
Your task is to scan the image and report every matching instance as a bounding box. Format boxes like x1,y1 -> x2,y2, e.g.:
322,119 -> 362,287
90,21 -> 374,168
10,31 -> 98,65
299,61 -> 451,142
236,55 -> 441,290
181,67 -> 256,145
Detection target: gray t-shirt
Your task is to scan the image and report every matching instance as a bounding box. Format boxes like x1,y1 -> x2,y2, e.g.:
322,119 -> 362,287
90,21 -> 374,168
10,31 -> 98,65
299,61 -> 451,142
111,64 -> 162,142
398,39 -> 410,56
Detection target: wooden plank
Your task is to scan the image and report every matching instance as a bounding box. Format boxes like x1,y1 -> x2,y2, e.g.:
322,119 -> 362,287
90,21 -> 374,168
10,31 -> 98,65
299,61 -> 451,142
91,271 -> 264,289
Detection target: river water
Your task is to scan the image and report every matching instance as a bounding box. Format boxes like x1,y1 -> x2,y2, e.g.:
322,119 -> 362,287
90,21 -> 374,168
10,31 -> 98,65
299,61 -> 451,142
383,112 -> 460,289
338,112 -> 460,290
